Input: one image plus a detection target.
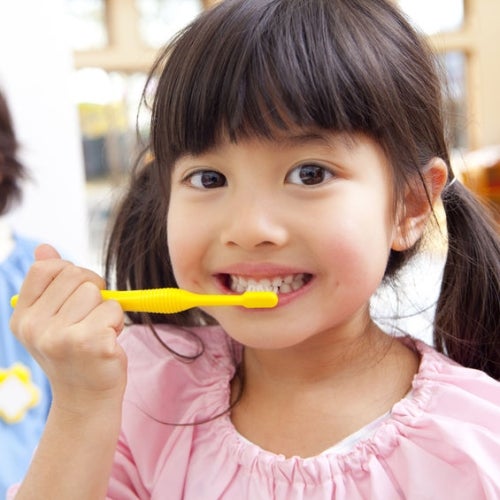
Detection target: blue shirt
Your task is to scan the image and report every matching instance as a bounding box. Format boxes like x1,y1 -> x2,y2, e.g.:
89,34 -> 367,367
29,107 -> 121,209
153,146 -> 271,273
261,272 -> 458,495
0,234 -> 51,499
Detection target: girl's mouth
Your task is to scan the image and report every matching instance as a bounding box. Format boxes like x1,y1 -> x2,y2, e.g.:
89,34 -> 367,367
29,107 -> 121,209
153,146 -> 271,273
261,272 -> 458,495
222,273 -> 313,295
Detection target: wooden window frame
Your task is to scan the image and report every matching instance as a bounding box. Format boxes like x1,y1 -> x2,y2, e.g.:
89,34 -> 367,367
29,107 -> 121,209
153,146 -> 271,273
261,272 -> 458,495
73,0 -> 499,150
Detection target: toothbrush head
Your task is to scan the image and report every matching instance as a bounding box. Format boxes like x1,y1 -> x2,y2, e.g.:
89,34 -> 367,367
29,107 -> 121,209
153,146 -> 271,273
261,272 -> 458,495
240,291 -> 279,308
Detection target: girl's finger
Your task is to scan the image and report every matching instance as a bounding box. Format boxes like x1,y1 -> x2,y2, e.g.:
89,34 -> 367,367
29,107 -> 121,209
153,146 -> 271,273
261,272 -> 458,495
34,243 -> 62,261
29,299 -> 127,397
56,281 -> 115,326
82,299 -> 126,343
13,257 -> 70,309
48,300 -> 125,366
17,262 -> 105,322
13,244 -> 65,308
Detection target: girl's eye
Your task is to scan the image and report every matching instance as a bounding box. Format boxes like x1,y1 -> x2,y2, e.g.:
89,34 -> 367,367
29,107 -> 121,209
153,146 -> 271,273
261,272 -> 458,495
286,164 -> 334,186
185,170 -> 227,189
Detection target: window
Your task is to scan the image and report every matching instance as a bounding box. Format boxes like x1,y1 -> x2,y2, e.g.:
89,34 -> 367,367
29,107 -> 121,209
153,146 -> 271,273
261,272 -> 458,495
441,51 -> 468,150
397,0 -> 464,35
72,68 -> 149,180
398,0 -> 468,151
66,0 -> 108,50
137,0 -> 204,47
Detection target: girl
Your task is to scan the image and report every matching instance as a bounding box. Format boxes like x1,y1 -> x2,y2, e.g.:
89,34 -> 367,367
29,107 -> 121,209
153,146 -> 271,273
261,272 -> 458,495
10,0 -> 500,498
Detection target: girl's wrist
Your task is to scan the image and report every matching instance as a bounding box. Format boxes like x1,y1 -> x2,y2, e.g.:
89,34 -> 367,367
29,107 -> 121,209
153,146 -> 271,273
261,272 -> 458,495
14,392 -> 122,500
46,400 -> 123,451
50,388 -> 125,422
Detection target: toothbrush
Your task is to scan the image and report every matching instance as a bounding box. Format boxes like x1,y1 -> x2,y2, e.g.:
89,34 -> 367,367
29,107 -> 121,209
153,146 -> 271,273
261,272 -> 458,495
10,288 -> 278,314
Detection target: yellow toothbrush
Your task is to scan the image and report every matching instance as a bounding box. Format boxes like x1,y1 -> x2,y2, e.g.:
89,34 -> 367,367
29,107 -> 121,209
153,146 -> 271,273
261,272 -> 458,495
10,288 -> 278,314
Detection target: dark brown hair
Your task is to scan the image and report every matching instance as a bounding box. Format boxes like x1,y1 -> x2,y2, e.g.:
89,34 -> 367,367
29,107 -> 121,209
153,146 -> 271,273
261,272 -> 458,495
0,90 -> 26,215
106,0 -> 500,378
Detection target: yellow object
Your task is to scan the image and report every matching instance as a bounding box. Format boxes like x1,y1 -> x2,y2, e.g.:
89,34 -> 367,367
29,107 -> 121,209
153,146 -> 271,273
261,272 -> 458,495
10,288 -> 278,314
0,363 -> 40,424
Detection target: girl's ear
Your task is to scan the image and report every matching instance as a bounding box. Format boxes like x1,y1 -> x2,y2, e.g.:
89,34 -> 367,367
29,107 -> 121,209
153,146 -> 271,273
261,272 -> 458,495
391,157 -> 448,251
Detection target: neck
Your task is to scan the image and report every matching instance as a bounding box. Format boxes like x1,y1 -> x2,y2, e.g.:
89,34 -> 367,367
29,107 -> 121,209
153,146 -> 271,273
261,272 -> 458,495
0,218 -> 14,262
243,316 -> 390,389
230,318 -> 419,458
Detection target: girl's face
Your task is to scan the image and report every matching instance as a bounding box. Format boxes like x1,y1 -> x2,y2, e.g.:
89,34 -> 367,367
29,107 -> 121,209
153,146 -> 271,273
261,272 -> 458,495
168,131 -> 400,349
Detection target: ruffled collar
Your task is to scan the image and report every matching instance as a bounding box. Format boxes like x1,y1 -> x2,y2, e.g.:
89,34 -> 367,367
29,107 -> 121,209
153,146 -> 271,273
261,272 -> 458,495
207,336 -> 442,480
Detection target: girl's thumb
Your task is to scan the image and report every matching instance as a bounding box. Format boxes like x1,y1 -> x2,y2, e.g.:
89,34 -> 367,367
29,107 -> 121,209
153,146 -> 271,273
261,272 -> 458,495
34,243 -> 61,261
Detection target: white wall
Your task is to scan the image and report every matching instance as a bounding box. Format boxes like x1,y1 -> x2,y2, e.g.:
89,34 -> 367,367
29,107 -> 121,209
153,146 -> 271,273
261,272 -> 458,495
0,0 -> 89,265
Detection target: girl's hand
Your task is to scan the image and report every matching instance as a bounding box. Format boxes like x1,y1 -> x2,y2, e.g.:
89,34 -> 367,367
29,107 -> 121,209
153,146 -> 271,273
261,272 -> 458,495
10,244 -> 127,415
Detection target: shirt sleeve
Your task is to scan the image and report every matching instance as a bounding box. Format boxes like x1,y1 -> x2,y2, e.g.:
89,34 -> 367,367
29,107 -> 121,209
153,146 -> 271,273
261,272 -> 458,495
107,432 -> 148,500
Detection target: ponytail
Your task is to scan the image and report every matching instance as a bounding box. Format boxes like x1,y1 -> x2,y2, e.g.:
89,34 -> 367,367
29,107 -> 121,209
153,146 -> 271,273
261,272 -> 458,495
434,180 -> 500,380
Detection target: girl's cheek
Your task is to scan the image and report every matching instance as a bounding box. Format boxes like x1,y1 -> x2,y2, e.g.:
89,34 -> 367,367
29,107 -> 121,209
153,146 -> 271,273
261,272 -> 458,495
167,229 -> 205,289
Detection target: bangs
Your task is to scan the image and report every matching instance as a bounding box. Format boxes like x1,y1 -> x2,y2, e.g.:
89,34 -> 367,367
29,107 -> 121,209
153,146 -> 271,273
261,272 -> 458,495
149,0 -> 441,168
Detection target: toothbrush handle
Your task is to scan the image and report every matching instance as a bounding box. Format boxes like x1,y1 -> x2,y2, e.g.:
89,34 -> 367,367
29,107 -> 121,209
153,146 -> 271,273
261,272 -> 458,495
101,288 -> 242,313
10,289 -> 277,313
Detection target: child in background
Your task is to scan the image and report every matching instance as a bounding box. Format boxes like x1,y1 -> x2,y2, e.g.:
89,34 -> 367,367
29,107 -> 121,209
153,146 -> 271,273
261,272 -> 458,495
0,90 -> 51,499
9,0 -> 500,498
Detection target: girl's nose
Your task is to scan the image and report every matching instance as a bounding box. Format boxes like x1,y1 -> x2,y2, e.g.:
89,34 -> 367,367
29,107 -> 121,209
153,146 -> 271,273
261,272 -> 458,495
219,197 -> 289,250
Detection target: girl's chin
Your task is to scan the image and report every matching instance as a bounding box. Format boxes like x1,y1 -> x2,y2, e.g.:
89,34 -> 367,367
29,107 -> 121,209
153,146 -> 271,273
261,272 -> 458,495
214,315 -> 316,350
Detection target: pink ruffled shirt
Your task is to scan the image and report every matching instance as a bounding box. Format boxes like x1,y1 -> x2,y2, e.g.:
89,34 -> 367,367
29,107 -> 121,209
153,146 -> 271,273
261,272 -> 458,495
8,324 -> 500,499
105,324 -> 500,499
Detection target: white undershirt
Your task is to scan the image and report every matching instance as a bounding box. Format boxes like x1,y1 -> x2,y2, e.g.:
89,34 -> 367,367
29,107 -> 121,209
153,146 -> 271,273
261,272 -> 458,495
320,411 -> 391,455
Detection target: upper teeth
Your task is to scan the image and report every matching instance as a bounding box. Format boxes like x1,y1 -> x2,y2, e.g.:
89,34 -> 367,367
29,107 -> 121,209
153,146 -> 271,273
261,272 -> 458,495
230,274 -> 306,294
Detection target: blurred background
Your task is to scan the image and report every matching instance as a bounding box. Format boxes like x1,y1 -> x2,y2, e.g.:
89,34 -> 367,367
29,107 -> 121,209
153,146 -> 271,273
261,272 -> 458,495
0,0 -> 498,282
